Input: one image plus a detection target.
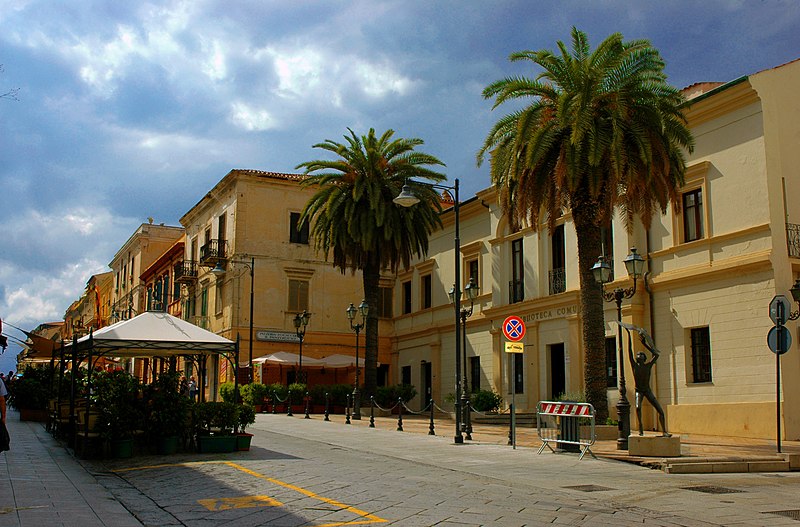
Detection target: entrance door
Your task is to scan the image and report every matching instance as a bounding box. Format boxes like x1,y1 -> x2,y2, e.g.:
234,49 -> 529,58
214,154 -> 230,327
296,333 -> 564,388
421,361 -> 432,410
549,343 -> 565,399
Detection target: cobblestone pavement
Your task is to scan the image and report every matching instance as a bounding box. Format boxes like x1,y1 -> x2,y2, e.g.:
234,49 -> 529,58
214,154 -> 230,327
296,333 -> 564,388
86,413 -> 800,527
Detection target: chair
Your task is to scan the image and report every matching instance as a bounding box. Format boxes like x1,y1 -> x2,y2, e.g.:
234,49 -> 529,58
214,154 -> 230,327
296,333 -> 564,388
74,409 -> 102,459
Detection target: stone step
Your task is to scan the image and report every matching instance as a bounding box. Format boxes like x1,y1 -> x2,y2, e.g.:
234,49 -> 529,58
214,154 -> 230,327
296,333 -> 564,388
663,458 -> 792,474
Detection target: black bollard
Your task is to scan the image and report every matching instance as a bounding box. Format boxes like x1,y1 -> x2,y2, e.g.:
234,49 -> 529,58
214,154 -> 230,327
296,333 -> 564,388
464,400 -> 473,441
369,396 -> 375,428
345,394 -> 351,425
272,392 -> 277,414
304,391 -> 311,419
287,392 -> 293,417
428,398 -> 435,436
396,397 -> 404,432
324,392 -> 330,422
507,403 -> 513,446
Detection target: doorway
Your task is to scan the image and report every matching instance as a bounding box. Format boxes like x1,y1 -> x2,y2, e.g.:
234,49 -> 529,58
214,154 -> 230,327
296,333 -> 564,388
549,343 -> 565,400
421,361 -> 432,410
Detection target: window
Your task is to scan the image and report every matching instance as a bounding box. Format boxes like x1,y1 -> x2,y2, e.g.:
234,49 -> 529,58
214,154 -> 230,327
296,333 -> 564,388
467,259 -> 479,288
289,212 -> 309,244
402,280 -> 412,314
401,365 -> 412,386
549,225 -> 566,295
288,279 -> 309,312
215,279 -> 223,315
690,327 -> 712,383
510,238 -> 524,303
191,237 -> 198,261
376,287 -> 393,318
200,287 -> 208,317
605,337 -> 617,388
421,274 -> 432,309
163,274 -> 170,305
218,213 -> 226,244
601,224 -> 614,281
470,356 -> 481,393
514,353 -> 524,394
683,188 -> 704,242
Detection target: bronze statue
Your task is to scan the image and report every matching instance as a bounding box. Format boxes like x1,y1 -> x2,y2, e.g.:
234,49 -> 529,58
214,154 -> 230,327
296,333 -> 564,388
618,322 -> 670,437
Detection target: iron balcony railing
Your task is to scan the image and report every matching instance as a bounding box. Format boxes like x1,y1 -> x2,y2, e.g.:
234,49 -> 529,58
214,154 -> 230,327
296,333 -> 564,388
174,260 -> 198,283
509,279 -> 524,304
549,267 -> 566,295
787,223 -> 800,258
199,239 -> 226,266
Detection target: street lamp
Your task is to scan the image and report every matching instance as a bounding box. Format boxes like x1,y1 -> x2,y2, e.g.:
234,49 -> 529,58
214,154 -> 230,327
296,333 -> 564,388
449,276 -> 479,440
346,300 -> 368,420
293,310 -> 311,383
395,178 -> 465,444
592,247 -> 645,450
213,256 -> 255,384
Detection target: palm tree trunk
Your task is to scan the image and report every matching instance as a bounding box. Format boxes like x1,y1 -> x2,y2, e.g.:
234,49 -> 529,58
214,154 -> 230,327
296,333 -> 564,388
362,260 -> 381,399
572,205 -> 610,422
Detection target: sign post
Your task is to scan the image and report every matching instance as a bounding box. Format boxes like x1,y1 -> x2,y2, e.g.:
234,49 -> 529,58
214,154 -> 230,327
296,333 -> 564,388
768,295 -> 793,453
503,316 -> 526,449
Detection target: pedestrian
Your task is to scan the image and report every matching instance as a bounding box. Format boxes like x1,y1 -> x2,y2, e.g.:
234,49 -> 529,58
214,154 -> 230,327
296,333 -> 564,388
0,374 -> 9,452
188,377 -> 197,401
179,376 -> 189,396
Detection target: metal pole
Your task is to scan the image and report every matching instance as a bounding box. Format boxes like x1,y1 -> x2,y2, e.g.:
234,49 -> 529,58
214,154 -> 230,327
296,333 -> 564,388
453,178 -> 463,444
353,326 -> 361,420
249,257 -> 254,384
777,302 -> 783,454
616,293 -> 631,450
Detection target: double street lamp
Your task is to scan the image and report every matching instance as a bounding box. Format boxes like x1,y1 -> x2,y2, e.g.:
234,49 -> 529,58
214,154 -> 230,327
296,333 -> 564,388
395,178 -> 466,444
449,276 -> 479,440
592,247 -> 645,450
213,256 -> 255,384
293,310 -> 311,383
346,300 -> 369,420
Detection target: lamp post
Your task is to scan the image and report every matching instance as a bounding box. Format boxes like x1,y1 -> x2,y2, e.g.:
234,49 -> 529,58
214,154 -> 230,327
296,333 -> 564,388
449,276 -> 479,440
592,247 -> 645,450
395,178 -> 464,444
213,256 -> 255,384
346,300 -> 368,420
293,310 -> 311,383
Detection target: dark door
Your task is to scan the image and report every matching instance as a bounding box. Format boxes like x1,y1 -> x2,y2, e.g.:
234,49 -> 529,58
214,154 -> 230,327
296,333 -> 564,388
421,362 -> 432,410
550,343 -> 565,399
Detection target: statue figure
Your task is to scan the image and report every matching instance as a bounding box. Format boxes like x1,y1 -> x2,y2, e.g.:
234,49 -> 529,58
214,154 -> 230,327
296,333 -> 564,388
618,322 -> 670,437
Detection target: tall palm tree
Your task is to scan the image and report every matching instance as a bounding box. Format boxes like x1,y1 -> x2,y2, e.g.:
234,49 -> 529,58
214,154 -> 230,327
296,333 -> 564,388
297,128 -> 446,397
477,28 -> 693,420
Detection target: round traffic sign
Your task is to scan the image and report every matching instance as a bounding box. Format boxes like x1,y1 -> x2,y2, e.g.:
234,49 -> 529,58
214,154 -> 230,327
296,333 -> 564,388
503,316 -> 526,342
768,325 -> 792,355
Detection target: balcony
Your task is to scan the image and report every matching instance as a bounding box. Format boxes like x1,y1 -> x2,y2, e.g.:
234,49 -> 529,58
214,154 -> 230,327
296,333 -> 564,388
199,239 -> 226,267
174,260 -> 198,283
549,267 -> 566,295
509,279 -> 524,304
787,223 -> 800,258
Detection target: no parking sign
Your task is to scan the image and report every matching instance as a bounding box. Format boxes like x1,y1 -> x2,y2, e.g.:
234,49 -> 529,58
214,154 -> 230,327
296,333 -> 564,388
503,315 -> 526,342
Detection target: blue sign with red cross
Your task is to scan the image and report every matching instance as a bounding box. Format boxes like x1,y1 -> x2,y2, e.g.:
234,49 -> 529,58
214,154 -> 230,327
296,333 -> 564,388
503,315 -> 526,342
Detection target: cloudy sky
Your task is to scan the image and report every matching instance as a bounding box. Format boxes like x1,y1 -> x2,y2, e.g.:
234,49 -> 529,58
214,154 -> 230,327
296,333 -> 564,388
1,0 -> 798,369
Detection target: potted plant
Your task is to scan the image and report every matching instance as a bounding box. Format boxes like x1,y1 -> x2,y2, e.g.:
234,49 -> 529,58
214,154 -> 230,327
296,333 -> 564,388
93,370 -> 142,458
240,383 -> 268,412
236,404 -> 256,451
146,372 -> 191,455
195,401 -> 239,453
9,366 -> 53,422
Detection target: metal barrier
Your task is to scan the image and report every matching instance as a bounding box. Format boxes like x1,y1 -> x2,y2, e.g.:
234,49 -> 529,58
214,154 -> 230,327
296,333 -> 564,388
535,401 -> 596,460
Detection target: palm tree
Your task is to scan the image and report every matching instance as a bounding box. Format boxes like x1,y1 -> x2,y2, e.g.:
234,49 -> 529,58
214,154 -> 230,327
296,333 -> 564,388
477,28 -> 693,421
297,128 -> 446,398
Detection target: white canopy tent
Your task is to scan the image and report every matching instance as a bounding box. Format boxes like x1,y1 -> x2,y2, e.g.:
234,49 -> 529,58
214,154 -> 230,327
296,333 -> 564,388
253,352 -> 365,368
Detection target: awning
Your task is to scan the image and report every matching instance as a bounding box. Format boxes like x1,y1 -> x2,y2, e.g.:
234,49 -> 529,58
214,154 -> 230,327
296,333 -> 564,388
253,352 -> 364,368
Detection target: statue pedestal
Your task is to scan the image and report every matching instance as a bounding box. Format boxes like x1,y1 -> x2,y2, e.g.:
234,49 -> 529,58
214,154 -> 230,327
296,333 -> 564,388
628,434 -> 681,457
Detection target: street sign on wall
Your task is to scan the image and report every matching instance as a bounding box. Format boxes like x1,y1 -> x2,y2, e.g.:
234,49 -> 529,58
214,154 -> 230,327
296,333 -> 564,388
504,342 -> 524,354
503,315 -> 526,342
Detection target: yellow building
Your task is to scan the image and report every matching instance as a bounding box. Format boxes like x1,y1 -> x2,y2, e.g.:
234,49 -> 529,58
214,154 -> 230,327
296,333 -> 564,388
395,58 -> 800,440
178,169 -> 394,396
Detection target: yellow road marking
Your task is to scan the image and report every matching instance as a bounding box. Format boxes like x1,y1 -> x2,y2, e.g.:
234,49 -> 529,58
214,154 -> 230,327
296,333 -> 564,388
198,495 -> 282,511
115,461 -> 387,526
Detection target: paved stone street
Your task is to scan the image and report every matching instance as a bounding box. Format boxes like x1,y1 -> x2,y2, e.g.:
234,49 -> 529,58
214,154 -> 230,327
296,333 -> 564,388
85,413 -> 800,526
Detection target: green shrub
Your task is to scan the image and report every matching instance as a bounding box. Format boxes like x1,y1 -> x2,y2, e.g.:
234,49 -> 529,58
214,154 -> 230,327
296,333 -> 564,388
470,390 -> 503,412
219,382 -> 237,403
195,401 -> 239,435
145,371 -> 191,438
267,383 -> 287,400
237,404 -> 256,432
9,366 -> 53,410
92,370 -> 143,441
556,390 -> 586,403
374,384 -> 417,407
240,383 -> 268,406
325,384 -> 353,406
287,383 -> 306,398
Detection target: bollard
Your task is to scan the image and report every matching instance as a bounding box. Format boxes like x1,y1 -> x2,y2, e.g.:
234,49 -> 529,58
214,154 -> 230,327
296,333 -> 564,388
304,391 -> 311,419
287,393 -> 293,417
428,398 -> 435,435
272,392 -> 277,414
396,397 -> 404,432
464,400 -> 473,441
324,392 -> 330,422
345,394 -> 351,425
507,403 -> 513,446
369,396 -> 375,428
